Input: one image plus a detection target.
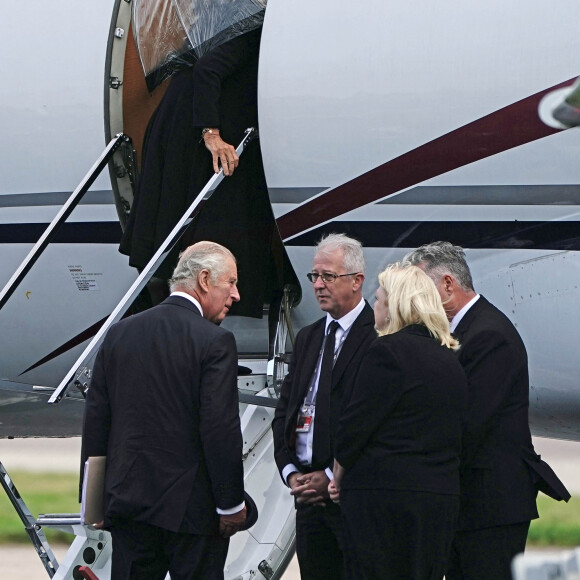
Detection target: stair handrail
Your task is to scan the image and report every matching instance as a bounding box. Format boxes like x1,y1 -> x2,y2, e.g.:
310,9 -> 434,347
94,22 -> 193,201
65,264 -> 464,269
48,127 -> 257,404
0,133 -> 131,311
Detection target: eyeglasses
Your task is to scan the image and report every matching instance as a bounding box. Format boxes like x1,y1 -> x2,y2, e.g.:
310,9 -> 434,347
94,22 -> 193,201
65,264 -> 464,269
306,272 -> 359,284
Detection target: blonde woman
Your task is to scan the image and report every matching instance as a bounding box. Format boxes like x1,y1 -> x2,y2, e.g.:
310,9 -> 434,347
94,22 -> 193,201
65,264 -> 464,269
331,263 -> 467,580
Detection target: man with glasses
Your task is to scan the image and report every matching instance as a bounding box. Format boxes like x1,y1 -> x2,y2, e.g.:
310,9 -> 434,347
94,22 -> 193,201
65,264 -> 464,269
273,233 -> 376,580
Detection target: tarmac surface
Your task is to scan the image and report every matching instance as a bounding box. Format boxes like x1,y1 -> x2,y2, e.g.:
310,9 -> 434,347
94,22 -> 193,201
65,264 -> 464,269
0,436 -> 578,579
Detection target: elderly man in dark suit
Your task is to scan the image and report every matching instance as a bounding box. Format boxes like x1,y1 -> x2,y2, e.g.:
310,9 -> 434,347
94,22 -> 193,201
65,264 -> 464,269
273,233 -> 377,580
81,241 -> 247,580
404,241 -> 570,580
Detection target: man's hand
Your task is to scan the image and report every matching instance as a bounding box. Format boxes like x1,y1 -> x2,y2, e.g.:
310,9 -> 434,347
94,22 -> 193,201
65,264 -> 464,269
219,506 -> 247,538
203,131 -> 239,176
328,478 -> 340,504
287,471 -> 301,491
289,470 -> 330,506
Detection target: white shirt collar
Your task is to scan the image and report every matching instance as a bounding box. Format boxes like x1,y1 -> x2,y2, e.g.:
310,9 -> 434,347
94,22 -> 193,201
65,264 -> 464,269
325,297 -> 365,333
170,291 -> 203,317
450,294 -> 480,332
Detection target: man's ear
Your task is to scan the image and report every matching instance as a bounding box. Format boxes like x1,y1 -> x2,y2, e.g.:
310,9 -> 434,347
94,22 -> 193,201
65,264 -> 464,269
198,269 -> 211,293
352,272 -> 364,292
442,274 -> 455,294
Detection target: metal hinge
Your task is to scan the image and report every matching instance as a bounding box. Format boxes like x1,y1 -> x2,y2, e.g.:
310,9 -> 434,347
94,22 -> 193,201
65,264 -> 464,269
109,76 -> 123,90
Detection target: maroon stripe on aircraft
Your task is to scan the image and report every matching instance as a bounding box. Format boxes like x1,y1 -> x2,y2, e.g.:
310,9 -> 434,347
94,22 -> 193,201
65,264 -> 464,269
277,79 -> 576,240
18,316 -> 111,375
19,308 -> 129,375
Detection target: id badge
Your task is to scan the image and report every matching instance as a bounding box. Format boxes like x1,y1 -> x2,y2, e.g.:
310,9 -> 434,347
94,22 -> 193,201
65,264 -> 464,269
296,404 -> 315,433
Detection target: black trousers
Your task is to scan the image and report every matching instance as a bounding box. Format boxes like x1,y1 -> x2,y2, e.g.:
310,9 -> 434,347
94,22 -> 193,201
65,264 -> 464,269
110,518 -> 229,580
295,501 -> 347,580
445,521 -> 531,580
341,488 -> 459,580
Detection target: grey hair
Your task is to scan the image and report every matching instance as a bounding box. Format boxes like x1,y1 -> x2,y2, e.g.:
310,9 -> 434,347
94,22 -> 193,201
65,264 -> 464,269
315,233 -> 365,274
169,241 -> 236,293
402,241 -> 474,292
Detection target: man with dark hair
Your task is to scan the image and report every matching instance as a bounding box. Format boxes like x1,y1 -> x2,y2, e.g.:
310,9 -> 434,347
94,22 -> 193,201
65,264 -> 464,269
273,233 -> 377,580
82,241 -> 247,579
404,241 -> 569,580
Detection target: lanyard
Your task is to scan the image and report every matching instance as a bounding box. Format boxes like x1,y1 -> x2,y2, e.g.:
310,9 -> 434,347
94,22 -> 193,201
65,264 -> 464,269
303,325 -> 347,405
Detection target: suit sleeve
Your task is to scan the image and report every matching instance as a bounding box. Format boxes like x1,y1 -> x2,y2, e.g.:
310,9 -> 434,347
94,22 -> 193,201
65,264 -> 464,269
272,328 -> 305,478
193,29 -> 261,129
334,341 -> 405,470
459,326 -> 526,464
80,342 -> 112,499
199,330 -> 244,511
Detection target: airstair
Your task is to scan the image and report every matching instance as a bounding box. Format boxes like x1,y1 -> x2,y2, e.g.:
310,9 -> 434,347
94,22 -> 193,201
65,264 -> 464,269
0,130 -> 300,579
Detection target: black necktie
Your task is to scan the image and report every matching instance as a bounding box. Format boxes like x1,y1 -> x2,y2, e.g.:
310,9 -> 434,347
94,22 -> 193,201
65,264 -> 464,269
312,320 -> 340,468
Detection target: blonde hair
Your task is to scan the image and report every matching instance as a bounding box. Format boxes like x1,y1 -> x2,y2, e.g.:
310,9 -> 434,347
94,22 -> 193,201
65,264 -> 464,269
377,263 -> 459,351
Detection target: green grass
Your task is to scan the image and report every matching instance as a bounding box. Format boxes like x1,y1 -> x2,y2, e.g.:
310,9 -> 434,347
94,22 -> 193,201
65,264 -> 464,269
0,471 -> 79,544
528,494 -> 580,547
0,471 -> 578,547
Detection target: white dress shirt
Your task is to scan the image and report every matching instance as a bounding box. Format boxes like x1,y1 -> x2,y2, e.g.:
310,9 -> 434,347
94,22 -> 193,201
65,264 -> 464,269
170,291 -> 203,315
450,294 -> 480,333
282,298 -> 366,484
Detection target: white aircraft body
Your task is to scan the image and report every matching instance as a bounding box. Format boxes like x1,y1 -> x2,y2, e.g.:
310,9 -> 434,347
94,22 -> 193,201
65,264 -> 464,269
0,0 -> 579,578
257,0 -> 580,442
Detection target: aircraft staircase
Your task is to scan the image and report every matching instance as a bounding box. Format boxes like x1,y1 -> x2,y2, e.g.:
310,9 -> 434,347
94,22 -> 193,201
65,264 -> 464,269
0,130 -> 299,579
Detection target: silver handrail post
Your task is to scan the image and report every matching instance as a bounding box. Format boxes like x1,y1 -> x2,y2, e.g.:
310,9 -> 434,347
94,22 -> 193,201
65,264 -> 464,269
48,128 -> 257,404
0,133 -> 131,311
0,461 -> 59,576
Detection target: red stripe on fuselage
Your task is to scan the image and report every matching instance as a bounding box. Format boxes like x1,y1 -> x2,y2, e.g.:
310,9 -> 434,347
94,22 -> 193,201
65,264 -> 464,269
277,79 -> 575,240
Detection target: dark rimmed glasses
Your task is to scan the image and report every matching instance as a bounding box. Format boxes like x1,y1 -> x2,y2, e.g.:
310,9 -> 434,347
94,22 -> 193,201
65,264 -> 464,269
306,272 -> 359,284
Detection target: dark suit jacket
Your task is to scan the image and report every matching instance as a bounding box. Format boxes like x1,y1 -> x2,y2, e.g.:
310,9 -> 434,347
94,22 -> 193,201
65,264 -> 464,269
335,324 -> 468,495
273,302 -> 376,475
453,295 -> 569,530
81,295 -> 244,534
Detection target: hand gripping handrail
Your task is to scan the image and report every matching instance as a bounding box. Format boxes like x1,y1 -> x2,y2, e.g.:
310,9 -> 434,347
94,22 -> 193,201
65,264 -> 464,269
48,127 -> 258,404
